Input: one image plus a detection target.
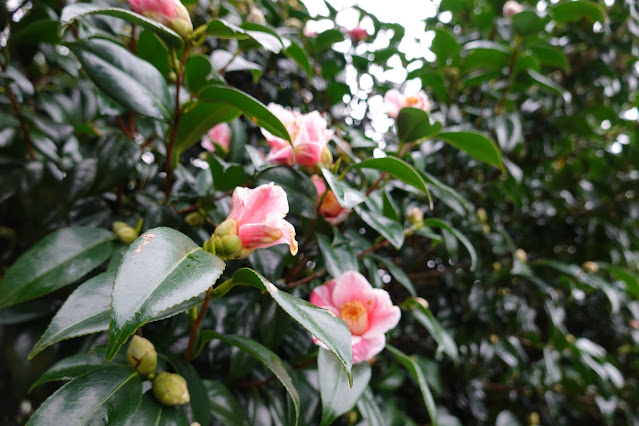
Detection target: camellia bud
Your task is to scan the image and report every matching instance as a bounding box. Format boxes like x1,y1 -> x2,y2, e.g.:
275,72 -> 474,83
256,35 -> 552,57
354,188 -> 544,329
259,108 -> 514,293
184,212 -> 205,227
247,7 -> 265,25
112,221 -> 139,245
503,0 -> 523,17
127,335 -> 157,378
529,412 -> 540,425
152,372 -> 190,406
414,297 -> 429,309
128,0 -> 193,39
215,235 -> 243,258
476,208 -> 488,224
582,261 -> 599,274
407,207 -> 424,227
319,146 -> 333,167
514,248 -> 528,264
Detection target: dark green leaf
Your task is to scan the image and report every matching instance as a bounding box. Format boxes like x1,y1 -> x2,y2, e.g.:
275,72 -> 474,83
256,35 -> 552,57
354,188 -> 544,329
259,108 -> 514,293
386,345 -> 438,426
404,298 -> 459,362
431,29 -> 460,67
167,356 -> 211,426
224,268 -> 353,384
423,218 -> 477,271
30,352 -> 108,391
27,365 -> 142,425
203,380 -> 248,426
60,3 -> 183,48
68,39 -> 173,120
185,55 -> 213,93
511,11 -> 549,36
550,0 -> 606,24
207,155 -> 247,191
371,255 -> 416,297
355,206 -> 404,250
396,108 -> 442,143
284,39 -> 312,77
106,227 -> 225,360
29,272 -> 114,358
196,331 -> 300,425
437,131 -> 504,171
356,388 -> 385,426
126,393 -> 189,426
317,233 -> 358,279
0,227 -> 114,309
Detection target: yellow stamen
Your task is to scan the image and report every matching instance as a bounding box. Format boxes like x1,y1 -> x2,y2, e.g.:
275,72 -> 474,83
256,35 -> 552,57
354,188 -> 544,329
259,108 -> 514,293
340,300 -> 369,336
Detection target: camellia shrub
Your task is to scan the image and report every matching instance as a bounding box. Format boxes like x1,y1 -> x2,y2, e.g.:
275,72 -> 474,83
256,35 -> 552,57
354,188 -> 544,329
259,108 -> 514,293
1,0 -> 638,424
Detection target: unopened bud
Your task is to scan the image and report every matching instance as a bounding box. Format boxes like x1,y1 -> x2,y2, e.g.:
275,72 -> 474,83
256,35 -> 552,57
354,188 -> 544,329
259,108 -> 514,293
503,0 -> 523,17
185,212 -> 205,227
489,334 -> 499,344
152,372 -> 190,406
514,248 -> 528,264
346,410 -> 358,425
214,218 -> 238,238
493,261 -> 502,272
127,336 -> 157,378
217,235 -> 243,258
407,207 -> 424,226
319,147 -> 333,167
112,221 -> 139,245
529,412 -> 540,425
566,334 -> 575,343
582,261 -> 599,274
476,208 -> 488,224
414,297 -> 429,309
482,224 -> 491,234
247,7 -> 265,25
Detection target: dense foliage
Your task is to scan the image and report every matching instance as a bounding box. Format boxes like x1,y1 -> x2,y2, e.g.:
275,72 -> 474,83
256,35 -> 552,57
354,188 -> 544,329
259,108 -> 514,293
1,0 -> 638,424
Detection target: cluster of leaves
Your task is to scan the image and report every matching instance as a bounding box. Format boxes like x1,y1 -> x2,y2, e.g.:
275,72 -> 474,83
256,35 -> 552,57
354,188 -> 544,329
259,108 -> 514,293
0,0 -> 638,424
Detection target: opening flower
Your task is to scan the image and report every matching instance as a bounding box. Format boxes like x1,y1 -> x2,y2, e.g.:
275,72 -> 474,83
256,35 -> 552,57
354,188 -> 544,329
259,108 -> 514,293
384,89 -> 431,119
210,183 -> 298,259
201,123 -> 231,154
128,0 -> 193,38
261,104 -> 333,168
310,271 -> 401,363
311,175 -> 350,225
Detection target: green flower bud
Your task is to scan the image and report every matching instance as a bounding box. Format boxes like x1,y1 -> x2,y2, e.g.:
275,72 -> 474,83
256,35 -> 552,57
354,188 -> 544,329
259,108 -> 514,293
214,218 -> 238,238
216,235 -> 243,259
319,146 -> 333,167
185,212 -> 205,227
152,372 -> 190,406
514,248 -> 528,264
127,336 -> 157,378
476,208 -> 488,224
582,261 -> 599,274
112,221 -> 139,245
407,207 -> 424,227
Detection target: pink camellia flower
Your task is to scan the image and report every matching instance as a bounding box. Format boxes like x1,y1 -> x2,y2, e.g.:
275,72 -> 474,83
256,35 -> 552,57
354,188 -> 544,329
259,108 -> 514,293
311,175 -> 350,225
201,123 -> 231,153
347,25 -> 368,43
310,271 -> 401,363
261,104 -> 333,168
503,0 -> 524,17
384,89 -> 432,119
212,183 -> 298,259
128,0 -> 193,38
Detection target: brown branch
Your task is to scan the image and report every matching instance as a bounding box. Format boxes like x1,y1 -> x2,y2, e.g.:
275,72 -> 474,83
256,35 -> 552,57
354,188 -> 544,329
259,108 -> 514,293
184,286 -> 214,361
366,172 -> 387,196
165,48 -> 190,199
175,203 -> 201,215
287,269 -> 327,289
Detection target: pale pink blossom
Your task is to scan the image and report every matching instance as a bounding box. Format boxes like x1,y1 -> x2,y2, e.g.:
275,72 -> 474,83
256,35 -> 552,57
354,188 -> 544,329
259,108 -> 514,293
384,89 -> 431,119
201,123 -> 231,153
503,0 -> 524,17
261,104 -> 333,168
303,23 -> 318,38
311,175 -> 350,225
221,183 -> 298,258
347,26 -> 368,43
310,271 -> 401,363
128,0 -> 192,38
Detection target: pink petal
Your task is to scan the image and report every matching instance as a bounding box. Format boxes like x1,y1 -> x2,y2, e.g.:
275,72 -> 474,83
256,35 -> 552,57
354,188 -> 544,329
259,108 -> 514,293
363,289 -> 401,337
236,183 -> 290,224
311,175 -> 327,201
331,271 -> 376,309
251,218 -> 298,255
238,223 -> 283,247
352,334 -> 385,364
227,186 -> 249,221
266,145 -> 295,166
310,280 -> 339,314
293,141 -> 324,167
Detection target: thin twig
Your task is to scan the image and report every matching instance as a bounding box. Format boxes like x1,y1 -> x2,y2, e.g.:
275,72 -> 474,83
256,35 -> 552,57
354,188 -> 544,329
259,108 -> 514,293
184,286 -> 214,361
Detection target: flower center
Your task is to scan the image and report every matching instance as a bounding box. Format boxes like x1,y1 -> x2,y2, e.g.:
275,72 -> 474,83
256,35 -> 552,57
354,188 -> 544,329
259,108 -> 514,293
405,96 -> 420,106
339,300 -> 369,336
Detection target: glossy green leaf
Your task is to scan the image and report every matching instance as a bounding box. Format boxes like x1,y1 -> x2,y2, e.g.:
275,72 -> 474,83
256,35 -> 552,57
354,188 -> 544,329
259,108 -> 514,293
527,69 -> 570,102
206,19 -> 251,39
196,331 -> 300,425
317,233 -> 358,279
598,264 -> 639,299
423,218 -> 477,271
203,380 -> 249,426
529,44 -> 569,71
60,3 -> 183,48
197,86 -> 290,141
396,107 -> 442,143
321,168 -> 367,209
29,352 -> 109,391
206,20 -> 284,52
550,0 -> 606,24
285,39 -> 312,77
318,348 -> 371,426
207,155 -> 247,191
356,388 -> 385,426
386,345 -> 438,426
437,131 -> 504,171
420,170 -> 472,215
223,268 -> 353,384
126,393 -> 189,426
404,298 -> 459,362
511,11 -> 549,36
185,55 -> 213,93
0,227 -> 114,309
29,272 -> 114,358
106,227 -> 225,360
27,365 -> 142,426
355,206 -> 404,250
255,166 -> 317,218
348,156 -> 432,207
68,39 -> 173,120
431,29 -> 460,67
371,255 -> 416,297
